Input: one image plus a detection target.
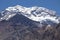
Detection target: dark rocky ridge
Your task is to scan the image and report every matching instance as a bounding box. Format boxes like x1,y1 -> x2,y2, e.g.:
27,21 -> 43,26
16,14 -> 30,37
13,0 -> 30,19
0,14 -> 60,40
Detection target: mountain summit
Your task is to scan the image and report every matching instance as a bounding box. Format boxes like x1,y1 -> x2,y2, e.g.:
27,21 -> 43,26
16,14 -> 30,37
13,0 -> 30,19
0,5 -> 60,27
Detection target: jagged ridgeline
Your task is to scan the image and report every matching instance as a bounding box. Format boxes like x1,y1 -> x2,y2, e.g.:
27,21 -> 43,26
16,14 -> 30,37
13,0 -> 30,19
0,5 -> 60,40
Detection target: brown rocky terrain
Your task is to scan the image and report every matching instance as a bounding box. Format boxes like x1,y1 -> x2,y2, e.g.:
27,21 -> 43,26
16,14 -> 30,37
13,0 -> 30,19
0,17 -> 60,40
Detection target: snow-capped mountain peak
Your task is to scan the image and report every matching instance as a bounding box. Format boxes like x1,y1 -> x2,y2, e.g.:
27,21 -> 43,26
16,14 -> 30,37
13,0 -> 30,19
0,5 -> 60,25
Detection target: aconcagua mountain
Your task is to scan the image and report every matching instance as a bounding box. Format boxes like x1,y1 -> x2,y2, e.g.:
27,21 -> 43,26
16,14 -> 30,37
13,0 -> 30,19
0,5 -> 60,40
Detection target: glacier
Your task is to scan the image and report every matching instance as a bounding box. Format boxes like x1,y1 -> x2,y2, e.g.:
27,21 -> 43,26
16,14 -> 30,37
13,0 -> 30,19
0,5 -> 60,25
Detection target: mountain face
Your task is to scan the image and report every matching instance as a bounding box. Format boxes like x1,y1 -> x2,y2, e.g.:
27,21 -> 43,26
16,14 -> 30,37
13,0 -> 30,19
0,5 -> 60,40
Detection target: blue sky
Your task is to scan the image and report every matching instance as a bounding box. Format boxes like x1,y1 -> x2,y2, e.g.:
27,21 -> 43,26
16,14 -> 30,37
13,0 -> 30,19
0,0 -> 60,15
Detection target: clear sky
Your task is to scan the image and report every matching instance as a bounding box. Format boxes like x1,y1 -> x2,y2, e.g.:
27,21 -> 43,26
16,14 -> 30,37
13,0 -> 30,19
0,0 -> 60,15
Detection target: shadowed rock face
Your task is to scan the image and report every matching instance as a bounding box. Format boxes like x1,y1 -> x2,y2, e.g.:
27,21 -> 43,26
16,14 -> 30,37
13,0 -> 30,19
0,14 -> 60,40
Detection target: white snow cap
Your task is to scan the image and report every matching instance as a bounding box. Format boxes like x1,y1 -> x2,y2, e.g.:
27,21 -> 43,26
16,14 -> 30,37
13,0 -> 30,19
0,5 -> 60,24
